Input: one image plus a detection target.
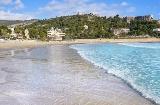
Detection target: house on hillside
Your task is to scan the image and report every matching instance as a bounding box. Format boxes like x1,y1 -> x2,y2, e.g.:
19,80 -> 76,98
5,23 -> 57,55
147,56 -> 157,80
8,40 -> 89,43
47,27 -> 65,41
125,15 -> 153,23
153,28 -> 160,32
110,28 -> 130,35
135,15 -> 153,21
110,28 -> 121,35
121,28 -> 130,33
124,16 -> 135,23
110,28 -> 130,38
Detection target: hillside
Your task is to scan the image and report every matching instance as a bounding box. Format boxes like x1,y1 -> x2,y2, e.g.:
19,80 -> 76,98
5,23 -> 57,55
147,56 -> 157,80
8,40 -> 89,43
25,14 -> 129,40
1,13 -> 159,40
25,13 -> 160,40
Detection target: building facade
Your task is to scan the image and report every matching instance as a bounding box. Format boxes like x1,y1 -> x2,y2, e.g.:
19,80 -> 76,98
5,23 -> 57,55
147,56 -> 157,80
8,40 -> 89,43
125,15 -> 153,23
110,28 -> 130,35
47,27 -> 65,41
121,28 -> 130,33
110,28 -> 121,35
124,16 -> 135,23
135,15 -> 153,21
24,29 -> 29,39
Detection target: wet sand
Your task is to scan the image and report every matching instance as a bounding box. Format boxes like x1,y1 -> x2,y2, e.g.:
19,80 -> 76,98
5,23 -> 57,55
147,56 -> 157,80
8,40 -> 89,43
0,44 -> 155,105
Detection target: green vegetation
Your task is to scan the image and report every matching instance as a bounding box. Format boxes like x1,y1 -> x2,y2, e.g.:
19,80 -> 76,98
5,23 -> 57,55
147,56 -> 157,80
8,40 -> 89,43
25,14 -> 160,40
129,20 -> 160,37
26,14 -> 128,40
0,24 -> 11,38
0,14 -> 160,40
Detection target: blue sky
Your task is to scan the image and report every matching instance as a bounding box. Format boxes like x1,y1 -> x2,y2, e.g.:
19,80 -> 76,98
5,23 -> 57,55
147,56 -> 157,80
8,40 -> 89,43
0,0 -> 160,20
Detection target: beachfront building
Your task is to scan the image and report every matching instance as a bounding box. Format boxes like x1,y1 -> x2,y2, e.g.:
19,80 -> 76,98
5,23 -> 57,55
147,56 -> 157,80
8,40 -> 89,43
110,28 -> 121,35
110,28 -> 130,35
47,27 -> 65,41
121,28 -> 130,34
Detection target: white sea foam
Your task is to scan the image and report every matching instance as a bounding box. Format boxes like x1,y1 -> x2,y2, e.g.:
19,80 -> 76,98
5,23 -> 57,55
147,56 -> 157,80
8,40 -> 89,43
118,42 -> 160,49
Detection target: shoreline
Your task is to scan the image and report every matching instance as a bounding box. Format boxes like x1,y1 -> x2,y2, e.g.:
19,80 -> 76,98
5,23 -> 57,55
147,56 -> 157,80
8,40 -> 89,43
1,37 -> 160,50
77,54 -> 157,105
0,38 -> 159,105
0,44 -> 155,105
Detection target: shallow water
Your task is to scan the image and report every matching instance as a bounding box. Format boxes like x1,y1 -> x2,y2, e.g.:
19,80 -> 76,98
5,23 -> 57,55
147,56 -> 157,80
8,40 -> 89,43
0,45 -> 154,105
71,42 -> 160,104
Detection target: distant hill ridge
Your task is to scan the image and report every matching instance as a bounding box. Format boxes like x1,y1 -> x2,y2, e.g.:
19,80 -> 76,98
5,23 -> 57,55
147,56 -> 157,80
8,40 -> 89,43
0,19 -> 38,27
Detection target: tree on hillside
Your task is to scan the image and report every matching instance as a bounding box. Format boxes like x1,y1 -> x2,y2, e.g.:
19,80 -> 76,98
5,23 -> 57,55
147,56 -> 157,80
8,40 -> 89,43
29,28 -> 39,39
0,24 -> 11,38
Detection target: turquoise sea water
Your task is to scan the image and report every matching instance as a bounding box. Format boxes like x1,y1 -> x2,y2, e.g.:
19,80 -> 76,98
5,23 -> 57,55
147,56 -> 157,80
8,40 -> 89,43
70,42 -> 160,104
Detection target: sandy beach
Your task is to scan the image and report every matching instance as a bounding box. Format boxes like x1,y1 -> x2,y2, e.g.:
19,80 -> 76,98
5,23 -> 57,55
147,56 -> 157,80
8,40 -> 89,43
75,37 -> 160,43
1,38 -> 160,50
0,38 -> 158,105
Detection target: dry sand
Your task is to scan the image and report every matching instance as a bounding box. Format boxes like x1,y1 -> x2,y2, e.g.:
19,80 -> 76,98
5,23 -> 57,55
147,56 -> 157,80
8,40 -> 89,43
0,40 -> 77,50
75,37 -> 160,43
1,38 -> 160,50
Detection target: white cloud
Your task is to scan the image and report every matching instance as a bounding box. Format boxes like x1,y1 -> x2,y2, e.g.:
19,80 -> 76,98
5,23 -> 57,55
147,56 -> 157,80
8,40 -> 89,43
14,0 -> 24,10
39,0 -> 123,17
126,6 -> 136,12
121,2 -> 128,6
0,0 -> 12,5
0,10 -> 34,20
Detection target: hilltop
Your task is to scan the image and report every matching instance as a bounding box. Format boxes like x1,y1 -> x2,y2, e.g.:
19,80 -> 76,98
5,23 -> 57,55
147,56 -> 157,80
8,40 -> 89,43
0,19 -> 38,27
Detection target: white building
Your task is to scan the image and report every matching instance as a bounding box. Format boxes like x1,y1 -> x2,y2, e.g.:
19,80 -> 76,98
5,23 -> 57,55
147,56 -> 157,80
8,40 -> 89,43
77,12 -> 83,15
47,27 -> 65,41
110,28 -> 130,35
121,28 -> 130,33
153,28 -> 160,32
24,29 -> 29,39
